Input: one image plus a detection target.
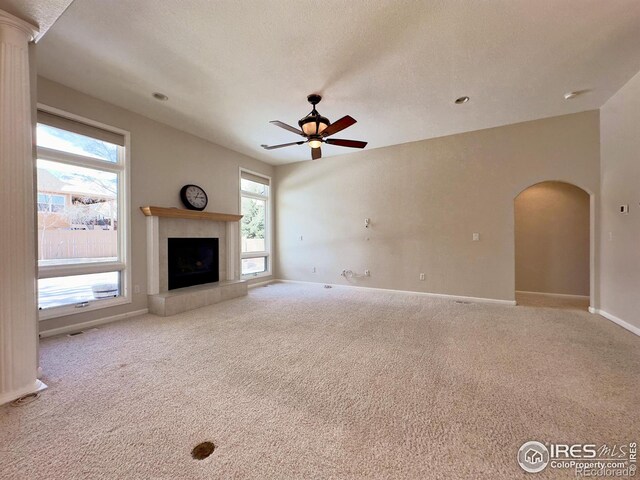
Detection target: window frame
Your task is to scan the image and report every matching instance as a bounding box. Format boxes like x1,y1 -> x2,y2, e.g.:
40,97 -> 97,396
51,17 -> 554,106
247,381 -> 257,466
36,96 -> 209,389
36,104 -> 131,320
239,168 -> 272,279
37,193 -> 66,212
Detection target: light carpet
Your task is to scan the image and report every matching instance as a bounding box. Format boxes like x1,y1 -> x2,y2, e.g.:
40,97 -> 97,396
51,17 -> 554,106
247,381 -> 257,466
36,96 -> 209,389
1,282 -> 638,479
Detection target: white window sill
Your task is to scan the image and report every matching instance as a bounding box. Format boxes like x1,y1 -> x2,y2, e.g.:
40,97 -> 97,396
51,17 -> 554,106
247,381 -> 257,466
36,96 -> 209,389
38,295 -> 131,321
242,271 -> 272,280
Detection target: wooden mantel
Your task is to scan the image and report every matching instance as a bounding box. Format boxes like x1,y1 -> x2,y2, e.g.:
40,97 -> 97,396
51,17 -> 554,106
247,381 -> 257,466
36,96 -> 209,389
140,206 -> 242,222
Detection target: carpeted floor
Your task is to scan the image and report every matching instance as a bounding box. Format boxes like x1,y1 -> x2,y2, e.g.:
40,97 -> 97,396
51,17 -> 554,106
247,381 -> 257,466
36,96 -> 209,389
1,282 -> 638,479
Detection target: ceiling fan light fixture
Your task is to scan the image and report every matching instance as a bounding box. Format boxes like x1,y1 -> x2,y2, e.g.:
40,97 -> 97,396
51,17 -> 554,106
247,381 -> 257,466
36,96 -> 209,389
299,115 -> 330,136
308,138 -> 322,149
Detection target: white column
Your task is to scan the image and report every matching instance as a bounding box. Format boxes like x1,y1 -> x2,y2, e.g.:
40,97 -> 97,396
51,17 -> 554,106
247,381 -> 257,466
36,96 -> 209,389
0,10 -> 45,405
146,216 -> 160,294
226,221 -> 239,280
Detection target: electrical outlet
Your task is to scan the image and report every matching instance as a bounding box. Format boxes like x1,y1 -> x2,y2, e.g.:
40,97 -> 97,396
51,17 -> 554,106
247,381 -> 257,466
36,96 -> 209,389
472,233 -> 480,241
419,273 -> 425,281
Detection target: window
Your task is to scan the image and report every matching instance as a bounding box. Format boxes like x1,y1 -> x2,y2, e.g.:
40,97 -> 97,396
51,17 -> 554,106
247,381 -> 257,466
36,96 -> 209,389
36,107 -> 129,318
37,193 -> 66,212
240,170 -> 271,277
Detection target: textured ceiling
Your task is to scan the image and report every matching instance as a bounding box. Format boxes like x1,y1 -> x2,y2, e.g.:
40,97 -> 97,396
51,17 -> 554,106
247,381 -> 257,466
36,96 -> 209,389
36,0 -> 640,165
0,0 -> 74,40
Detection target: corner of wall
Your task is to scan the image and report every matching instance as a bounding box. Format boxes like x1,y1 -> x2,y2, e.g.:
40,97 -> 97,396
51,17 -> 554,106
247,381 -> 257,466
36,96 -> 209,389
597,69 -> 640,332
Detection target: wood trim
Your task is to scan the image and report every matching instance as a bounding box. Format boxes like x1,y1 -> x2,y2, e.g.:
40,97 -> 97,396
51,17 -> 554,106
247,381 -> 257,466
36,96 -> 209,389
140,206 -> 242,222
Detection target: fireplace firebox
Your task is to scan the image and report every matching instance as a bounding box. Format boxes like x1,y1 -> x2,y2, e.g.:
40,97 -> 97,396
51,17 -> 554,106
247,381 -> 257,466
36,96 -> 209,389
168,238 -> 219,290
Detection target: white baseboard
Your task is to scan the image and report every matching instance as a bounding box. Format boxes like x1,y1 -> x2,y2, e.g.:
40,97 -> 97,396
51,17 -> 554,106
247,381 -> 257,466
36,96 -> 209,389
275,279 -> 516,306
516,290 -> 590,300
590,308 -> 640,337
39,308 -> 149,338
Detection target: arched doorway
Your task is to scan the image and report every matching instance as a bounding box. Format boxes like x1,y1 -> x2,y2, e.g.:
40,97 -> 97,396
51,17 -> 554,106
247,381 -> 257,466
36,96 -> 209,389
514,181 -> 590,310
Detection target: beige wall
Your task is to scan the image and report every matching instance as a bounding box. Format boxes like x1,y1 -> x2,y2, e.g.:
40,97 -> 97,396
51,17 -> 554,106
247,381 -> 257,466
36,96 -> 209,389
515,181 -> 589,296
37,77 -> 274,333
275,111 -> 600,302
599,70 -> 640,329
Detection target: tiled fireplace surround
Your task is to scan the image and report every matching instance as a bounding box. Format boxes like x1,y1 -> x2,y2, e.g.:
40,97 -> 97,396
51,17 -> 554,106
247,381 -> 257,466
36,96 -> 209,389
144,213 -> 247,316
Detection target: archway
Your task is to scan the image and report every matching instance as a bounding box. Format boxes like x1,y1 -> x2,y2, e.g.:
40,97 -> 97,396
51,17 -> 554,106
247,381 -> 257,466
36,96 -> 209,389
514,181 -> 591,310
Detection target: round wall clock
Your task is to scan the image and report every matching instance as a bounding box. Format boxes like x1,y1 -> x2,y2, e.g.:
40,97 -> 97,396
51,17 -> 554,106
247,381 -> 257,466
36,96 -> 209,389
180,184 -> 208,211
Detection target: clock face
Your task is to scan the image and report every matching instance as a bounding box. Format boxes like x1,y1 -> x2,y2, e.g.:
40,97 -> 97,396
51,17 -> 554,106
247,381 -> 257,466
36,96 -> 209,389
180,184 -> 208,211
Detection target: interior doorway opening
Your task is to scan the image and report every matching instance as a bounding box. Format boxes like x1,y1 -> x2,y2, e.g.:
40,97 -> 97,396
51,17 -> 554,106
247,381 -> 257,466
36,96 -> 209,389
514,181 -> 590,310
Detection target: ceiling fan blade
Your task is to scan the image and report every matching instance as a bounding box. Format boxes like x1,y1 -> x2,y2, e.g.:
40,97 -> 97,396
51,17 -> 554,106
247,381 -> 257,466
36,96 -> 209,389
325,138 -> 368,149
261,141 -> 305,150
269,120 -> 305,136
321,115 -> 356,137
311,147 -> 322,160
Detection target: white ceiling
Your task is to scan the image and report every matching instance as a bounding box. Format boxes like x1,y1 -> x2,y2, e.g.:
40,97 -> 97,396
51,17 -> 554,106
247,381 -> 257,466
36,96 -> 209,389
0,0 -> 74,40
35,0 -> 640,165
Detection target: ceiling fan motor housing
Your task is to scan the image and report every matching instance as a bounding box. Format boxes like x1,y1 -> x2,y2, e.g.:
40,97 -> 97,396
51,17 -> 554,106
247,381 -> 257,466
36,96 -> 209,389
307,94 -> 322,105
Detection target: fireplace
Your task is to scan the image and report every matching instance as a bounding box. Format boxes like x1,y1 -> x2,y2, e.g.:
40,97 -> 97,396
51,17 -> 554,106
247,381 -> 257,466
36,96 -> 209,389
168,238 -> 219,290
143,207 -> 247,316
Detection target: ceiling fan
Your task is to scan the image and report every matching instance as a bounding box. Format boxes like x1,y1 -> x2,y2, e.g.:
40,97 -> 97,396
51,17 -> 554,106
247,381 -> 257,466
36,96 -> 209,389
261,94 -> 367,160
